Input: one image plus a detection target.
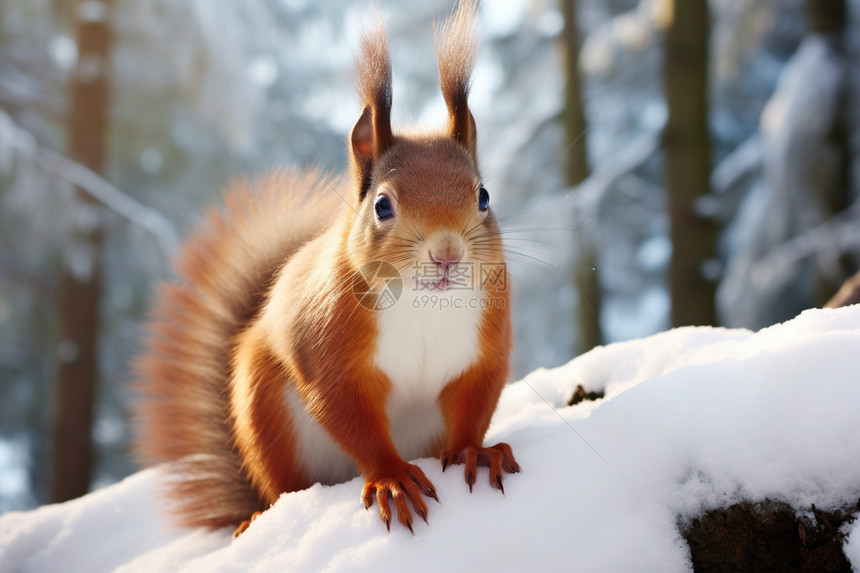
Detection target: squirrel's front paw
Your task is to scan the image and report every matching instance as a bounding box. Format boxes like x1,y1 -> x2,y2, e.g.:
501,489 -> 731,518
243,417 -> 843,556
440,442 -> 520,493
361,463 -> 439,534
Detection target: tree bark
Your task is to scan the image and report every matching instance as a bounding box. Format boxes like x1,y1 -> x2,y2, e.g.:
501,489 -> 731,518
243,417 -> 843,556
683,500 -> 854,572
663,0 -> 717,327
806,0 -> 853,305
560,0 -> 600,354
560,0 -> 588,187
807,0 -> 846,37
51,0 -> 112,503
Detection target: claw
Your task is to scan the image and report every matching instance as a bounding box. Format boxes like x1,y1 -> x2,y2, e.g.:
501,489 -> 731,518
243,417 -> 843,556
427,487 -> 440,503
417,506 -> 429,524
442,443 -> 519,494
365,463 -> 437,533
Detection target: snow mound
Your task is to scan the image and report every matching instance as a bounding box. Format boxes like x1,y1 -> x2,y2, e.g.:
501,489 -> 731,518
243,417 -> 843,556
2,306 -> 860,571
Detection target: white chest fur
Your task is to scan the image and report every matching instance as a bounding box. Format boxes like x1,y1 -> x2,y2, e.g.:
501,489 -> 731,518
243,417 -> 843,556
283,288 -> 483,485
374,288 -> 483,458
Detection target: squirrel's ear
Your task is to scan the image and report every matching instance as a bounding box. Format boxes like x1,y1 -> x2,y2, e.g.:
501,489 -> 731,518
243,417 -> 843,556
350,16 -> 393,200
436,0 -> 478,160
350,105 -> 377,195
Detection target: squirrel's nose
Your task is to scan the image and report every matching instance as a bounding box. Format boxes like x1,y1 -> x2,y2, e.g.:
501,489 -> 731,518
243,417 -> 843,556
430,250 -> 462,272
426,229 -> 466,273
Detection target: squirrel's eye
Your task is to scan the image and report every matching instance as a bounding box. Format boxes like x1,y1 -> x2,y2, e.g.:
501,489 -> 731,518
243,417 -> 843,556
375,195 -> 394,220
478,186 -> 489,212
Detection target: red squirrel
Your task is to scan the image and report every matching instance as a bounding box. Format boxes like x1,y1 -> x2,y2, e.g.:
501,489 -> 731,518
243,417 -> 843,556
133,0 -> 518,537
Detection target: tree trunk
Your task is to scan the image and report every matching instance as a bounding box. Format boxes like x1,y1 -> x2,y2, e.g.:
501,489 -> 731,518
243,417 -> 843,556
662,0 -> 716,327
560,0 -> 588,187
807,0 -> 853,305
51,0 -> 112,503
807,0 -> 846,38
560,0 -> 600,354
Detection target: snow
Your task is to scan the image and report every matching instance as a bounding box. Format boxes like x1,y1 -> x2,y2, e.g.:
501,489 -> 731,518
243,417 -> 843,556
0,440 -> 30,512
846,524 -> 860,567
76,1 -> 109,24
2,306 -> 860,571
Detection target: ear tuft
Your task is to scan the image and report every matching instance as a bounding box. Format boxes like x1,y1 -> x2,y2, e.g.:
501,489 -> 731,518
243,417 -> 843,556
435,0 -> 479,159
350,14 -> 393,199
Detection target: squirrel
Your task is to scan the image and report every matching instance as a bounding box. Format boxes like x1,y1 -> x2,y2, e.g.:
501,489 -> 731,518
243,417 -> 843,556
133,0 -> 518,537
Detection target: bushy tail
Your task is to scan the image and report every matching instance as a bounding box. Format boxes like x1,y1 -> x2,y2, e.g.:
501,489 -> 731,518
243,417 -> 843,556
132,168 -> 345,529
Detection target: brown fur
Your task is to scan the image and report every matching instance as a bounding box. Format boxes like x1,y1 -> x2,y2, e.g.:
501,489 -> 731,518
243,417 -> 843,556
133,0 -> 516,534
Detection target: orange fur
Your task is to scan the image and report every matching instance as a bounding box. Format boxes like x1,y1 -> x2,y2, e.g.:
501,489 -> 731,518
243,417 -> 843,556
133,169 -> 346,528
133,0 -> 517,535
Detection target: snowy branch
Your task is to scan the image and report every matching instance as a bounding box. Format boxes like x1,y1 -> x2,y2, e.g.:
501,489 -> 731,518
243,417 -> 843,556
571,130 -> 661,218
753,203 -> 860,287
3,117 -> 178,257
31,146 -> 179,256
710,133 -> 763,195
699,133 -> 764,223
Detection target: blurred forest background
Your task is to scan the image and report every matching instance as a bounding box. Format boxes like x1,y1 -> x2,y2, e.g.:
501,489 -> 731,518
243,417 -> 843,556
1,0 -> 858,512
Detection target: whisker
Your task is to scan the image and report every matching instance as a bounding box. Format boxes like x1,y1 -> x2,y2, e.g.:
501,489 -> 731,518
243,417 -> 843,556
503,247 -> 564,272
